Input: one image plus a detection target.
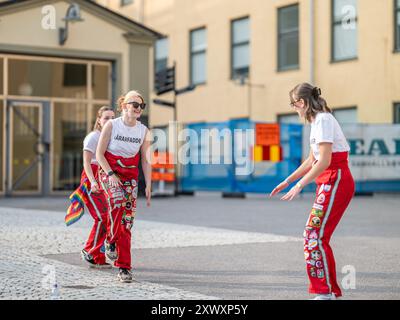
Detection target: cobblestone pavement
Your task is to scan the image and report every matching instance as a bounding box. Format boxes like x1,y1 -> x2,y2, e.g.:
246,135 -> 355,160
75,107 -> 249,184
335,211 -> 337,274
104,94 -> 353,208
0,206 -> 300,300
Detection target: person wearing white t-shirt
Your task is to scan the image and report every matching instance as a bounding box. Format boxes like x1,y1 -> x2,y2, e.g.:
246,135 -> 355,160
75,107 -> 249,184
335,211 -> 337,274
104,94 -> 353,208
270,83 -> 355,300
66,106 -> 115,269
96,90 -> 152,283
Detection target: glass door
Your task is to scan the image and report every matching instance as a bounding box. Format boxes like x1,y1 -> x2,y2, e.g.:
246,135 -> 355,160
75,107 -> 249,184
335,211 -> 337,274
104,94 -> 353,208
7,101 -> 43,195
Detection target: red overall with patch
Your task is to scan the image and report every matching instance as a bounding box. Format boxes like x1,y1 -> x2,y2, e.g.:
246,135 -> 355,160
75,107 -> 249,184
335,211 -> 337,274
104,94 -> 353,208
303,151 -> 355,297
99,151 -> 139,270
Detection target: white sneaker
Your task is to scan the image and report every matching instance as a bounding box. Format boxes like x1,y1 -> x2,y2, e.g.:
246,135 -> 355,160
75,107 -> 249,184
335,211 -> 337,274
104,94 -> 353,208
311,293 -> 336,300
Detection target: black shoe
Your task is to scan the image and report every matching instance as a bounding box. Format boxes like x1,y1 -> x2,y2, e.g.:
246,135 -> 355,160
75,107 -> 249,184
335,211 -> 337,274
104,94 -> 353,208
81,249 -> 96,268
117,268 -> 133,283
104,240 -> 118,261
81,250 -> 112,269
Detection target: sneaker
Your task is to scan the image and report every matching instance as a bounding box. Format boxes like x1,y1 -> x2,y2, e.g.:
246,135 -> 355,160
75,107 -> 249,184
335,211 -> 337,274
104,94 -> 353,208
104,240 -> 118,261
81,250 -> 112,269
117,268 -> 133,283
311,293 -> 336,300
81,249 -> 96,267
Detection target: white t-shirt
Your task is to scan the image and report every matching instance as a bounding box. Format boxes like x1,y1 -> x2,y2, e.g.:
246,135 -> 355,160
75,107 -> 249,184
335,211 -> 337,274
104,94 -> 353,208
107,117 -> 147,158
310,112 -> 350,160
83,130 -> 101,164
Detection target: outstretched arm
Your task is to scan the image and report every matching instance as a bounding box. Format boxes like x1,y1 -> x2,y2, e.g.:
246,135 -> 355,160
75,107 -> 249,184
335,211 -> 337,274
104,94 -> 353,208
270,148 -> 315,197
280,143 -> 332,201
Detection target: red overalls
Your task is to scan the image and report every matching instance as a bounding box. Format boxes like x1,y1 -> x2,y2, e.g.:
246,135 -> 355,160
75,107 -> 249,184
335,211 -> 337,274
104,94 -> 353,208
99,151 -> 140,270
81,165 -> 109,265
303,151 -> 355,297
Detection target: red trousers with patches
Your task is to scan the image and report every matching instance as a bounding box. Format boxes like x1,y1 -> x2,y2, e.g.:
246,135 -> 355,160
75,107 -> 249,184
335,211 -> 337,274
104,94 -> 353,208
82,164 -> 109,265
99,151 -> 139,270
303,152 -> 355,297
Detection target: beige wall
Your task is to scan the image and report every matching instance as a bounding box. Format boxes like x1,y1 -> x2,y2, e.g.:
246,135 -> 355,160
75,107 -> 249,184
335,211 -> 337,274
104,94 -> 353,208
97,0 -> 400,125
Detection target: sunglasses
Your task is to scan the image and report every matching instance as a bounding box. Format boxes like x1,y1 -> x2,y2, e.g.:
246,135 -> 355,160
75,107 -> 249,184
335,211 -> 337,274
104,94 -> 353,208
125,101 -> 146,110
289,99 -> 301,108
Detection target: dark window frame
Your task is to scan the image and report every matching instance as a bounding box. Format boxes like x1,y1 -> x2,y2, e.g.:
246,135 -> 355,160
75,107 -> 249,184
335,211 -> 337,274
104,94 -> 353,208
230,16 -> 250,80
277,3 -> 300,72
189,26 -> 207,86
394,102 -> 400,123
331,0 -> 359,63
120,0 -> 133,6
395,0 -> 400,52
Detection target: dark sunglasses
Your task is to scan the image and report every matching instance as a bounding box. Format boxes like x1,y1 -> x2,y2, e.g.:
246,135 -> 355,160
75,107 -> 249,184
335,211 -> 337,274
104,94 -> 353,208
126,101 -> 146,110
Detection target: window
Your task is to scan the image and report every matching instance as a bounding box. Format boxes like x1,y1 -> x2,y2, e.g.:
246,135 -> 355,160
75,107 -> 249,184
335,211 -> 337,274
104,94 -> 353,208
121,0 -> 133,6
155,37 -> 169,73
332,107 -> 357,123
332,0 -> 358,61
231,17 -> 250,79
395,0 -> 400,52
63,63 -> 86,87
278,4 -> 299,71
190,27 -> 207,85
394,103 -> 400,123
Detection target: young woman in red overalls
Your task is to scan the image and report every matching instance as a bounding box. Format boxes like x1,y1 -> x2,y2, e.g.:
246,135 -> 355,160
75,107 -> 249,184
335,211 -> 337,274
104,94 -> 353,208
66,106 -> 115,268
96,90 -> 152,283
270,83 -> 355,300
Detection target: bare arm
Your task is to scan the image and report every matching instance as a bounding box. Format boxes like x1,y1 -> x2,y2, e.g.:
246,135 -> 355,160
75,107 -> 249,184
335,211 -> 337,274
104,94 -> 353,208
280,143 -> 332,201
83,151 -> 96,184
140,129 -> 152,188
140,129 -> 152,206
270,148 -> 315,197
298,143 -> 332,187
286,147 -> 315,183
96,121 -> 113,174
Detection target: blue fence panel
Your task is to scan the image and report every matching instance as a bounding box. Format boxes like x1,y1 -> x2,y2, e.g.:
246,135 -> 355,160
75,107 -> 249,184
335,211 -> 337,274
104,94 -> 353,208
180,121 -> 233,192
181,120 -> 303,194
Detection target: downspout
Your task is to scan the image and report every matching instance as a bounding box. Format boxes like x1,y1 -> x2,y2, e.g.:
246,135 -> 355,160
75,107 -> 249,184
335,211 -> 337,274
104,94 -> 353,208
310,0 -> 315,85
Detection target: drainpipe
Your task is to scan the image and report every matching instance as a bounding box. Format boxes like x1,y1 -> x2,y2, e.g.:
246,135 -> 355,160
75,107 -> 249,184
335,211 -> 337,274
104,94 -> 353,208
310,0 -> 315,85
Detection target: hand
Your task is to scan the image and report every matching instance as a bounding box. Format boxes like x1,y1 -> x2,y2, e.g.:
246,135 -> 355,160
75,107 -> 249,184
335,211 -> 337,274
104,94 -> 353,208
269,181 -> 289,197
90,181 -> 100,193
280,184 -> 302,201
145,186 -> 151,207
109,175 -> 122,188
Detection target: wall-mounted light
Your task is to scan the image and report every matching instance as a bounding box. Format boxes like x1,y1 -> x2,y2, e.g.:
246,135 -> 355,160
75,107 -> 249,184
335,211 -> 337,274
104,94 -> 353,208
59,3 -> 84,46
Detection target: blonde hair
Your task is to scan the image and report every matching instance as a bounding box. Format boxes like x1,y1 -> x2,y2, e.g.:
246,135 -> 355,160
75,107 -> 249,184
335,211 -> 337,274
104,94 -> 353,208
117,90 -> 145,113
93,106 -> 114,131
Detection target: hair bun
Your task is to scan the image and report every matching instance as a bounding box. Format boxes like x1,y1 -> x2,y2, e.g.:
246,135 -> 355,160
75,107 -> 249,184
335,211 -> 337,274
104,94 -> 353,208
312,87 -> 321,98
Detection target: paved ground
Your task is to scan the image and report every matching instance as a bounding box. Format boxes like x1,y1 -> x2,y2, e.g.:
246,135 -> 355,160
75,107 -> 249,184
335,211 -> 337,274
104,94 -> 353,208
0,192 -> 399,300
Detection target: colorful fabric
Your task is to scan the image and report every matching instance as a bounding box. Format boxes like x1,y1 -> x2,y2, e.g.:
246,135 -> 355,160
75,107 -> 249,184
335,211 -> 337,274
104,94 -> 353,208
65,179 -> 89,226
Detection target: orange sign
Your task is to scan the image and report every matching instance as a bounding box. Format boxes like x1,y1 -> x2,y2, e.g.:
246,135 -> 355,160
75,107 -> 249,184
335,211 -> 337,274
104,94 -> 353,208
255,124 -> 280,146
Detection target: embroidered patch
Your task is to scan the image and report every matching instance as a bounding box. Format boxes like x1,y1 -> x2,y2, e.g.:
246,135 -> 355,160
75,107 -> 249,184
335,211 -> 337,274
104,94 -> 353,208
311,208 -> 324,218
311,250 -> 322,261
316,193 -> 326,204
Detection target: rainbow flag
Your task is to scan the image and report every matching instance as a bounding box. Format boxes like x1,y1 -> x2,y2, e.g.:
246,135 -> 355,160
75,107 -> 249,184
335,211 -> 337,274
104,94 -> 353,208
65,179 -> 89,226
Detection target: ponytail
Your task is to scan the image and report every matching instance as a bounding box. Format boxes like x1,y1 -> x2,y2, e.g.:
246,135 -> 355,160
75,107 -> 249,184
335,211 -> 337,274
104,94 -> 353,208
289,83 -> 332,123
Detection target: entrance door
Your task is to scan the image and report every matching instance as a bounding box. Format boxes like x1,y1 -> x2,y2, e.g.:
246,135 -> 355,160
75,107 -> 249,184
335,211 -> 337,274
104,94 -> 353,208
6,101 -> 44,195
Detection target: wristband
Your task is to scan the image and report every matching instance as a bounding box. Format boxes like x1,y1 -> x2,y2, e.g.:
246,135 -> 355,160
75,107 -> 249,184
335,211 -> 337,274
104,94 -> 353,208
284,178 -> 291,185
296,182 -> 303,189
